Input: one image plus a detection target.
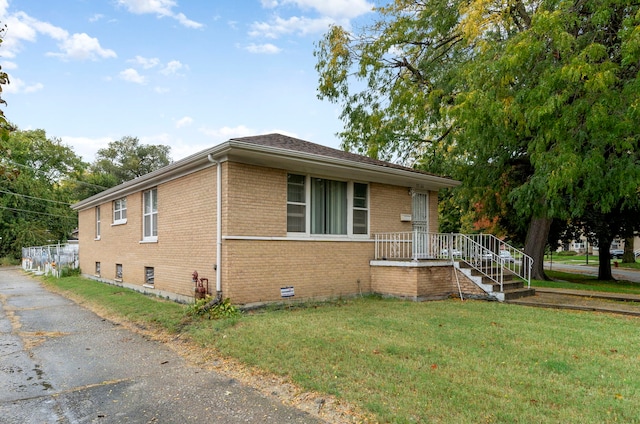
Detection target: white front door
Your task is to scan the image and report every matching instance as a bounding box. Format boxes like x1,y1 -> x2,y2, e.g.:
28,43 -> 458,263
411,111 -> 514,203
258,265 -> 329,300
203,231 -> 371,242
412,191 -> 429,259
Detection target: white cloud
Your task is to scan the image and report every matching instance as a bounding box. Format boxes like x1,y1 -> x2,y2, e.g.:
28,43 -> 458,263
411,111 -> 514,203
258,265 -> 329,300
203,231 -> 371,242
1,61 -> 18,70
251,0 -> 373,39
48,33 -> 117,61
276,0 -> 373,19
89,13 -> 104,23
245,43 -> 281,54
60,135 -> 113,162
119,68 -> 147,84
154,86 -> 170,94
1,11 -> 116,62
175,116 -> 193,128
129,55 -> 160,69
199,125 -> 257,141
249,15 -> 335,39
3,76 -> 44,94
160,60 -> 187,76
116,0 -> 203,29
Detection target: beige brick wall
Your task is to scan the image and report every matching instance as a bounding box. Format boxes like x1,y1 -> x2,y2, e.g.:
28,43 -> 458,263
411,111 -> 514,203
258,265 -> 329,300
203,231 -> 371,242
77,159 -> 444,304
78,167 -> 218,298
369,183 -> 413,234
429,191 -> 439,233
371,263 -> 486,300
225,162 -> 286,237
222,239 -> 374,304
371,266 -> 419,298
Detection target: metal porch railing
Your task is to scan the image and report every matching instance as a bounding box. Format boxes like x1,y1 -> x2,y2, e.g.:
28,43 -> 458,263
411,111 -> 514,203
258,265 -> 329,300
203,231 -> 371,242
374,232 -> 533,290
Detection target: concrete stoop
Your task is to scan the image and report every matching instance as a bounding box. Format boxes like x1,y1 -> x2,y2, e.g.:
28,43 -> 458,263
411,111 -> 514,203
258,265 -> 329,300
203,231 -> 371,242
456,263 -> 535,302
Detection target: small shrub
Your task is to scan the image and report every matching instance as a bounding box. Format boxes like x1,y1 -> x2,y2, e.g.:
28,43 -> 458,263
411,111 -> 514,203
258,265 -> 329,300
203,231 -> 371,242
59,267 -> 81,278
0,256 -> 19,266
186,296 -> 241,320
556,250 -> 578,256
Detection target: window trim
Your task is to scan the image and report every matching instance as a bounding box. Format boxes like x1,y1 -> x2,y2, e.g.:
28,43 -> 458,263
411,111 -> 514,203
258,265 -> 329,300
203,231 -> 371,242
112,197 -> 127,226
142,188 -> 158,242
95,206 -> 101,240
286,174 -> 369,238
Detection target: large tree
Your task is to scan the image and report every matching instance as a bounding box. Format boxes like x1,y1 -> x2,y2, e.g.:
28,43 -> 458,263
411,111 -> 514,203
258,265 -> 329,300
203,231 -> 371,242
91,136 -> 172,185
0,129 -> 86,258
315,0 -> 640,280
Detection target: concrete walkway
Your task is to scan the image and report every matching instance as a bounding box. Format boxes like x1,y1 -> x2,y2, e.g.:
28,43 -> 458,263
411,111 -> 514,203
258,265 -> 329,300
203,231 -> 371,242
507,286 -> 640,317
0,267 -> 329,424
504,262 -> 640,317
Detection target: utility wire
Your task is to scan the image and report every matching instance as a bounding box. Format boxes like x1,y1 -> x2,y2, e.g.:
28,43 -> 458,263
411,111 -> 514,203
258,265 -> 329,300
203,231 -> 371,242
0,189 -> 73,205
0,205 -> 76,219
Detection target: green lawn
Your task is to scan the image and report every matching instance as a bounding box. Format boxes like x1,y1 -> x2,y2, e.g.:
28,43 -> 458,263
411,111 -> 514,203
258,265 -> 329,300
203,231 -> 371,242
43,275 -> 640,423
533,270 -> 640,295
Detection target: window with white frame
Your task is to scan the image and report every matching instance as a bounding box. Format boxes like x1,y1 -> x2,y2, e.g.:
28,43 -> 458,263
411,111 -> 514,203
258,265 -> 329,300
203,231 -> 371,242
287,174 -> 368,236
113,197 -> 127,224
352,182 -> 368,234
311,178 -> 347,234
142,188 -> 158,241
95,206 -> 101,239
287,174 -> 306,232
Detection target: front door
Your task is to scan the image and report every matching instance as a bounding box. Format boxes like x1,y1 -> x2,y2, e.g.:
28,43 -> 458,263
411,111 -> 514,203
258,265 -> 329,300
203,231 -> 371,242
412,191 -> 429,259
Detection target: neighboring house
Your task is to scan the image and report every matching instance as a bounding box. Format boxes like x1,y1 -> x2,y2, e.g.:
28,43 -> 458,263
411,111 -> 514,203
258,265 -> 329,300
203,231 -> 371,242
72,134 -> 531,305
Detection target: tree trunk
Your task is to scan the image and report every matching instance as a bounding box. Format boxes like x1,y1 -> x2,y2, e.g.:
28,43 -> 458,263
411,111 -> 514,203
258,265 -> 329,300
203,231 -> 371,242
524,216 -> 553,281
597,236 -> 614,280
622,236 -> 635,263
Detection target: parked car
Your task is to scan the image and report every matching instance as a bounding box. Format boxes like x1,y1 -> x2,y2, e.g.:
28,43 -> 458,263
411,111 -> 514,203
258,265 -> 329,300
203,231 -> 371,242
610,249 -> 624,259
499,250 -> 515,263
441,248 -> 462,258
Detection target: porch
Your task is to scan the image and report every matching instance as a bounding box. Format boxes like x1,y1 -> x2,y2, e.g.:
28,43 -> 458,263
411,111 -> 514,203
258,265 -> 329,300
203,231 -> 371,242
371,232 -> 535,301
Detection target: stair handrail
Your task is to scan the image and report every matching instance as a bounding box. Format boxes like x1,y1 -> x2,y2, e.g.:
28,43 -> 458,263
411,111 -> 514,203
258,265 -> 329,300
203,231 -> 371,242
455,233 -> 532,289
453,234 -> 504,291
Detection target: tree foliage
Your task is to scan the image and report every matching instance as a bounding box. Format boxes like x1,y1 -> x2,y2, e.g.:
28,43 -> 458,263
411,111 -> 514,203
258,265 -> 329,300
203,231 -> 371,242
92,136 -> 172,185
0,129 -> 86,258
315,0 -> 640,279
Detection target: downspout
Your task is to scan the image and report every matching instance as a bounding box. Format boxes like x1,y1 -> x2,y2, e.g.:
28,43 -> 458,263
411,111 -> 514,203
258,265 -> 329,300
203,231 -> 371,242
207,154 -> 222,294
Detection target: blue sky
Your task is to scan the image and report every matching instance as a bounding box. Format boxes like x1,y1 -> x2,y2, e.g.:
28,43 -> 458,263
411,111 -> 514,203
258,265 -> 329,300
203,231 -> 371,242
0,0 -> 380,162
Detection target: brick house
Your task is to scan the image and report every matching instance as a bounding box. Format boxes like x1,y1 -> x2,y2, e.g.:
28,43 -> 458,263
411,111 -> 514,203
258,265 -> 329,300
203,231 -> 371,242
72,134 -> 529,305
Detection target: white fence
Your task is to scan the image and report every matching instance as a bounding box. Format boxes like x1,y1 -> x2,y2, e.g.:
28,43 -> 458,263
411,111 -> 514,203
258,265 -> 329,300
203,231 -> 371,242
22,243 -> 79,277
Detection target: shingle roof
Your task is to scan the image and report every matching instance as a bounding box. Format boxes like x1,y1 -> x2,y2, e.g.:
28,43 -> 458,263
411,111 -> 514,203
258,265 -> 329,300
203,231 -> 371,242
230,133 -> 452,180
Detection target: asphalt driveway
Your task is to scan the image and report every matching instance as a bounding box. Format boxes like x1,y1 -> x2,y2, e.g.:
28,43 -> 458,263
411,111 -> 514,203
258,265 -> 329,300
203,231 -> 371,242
0,267 -> 324,424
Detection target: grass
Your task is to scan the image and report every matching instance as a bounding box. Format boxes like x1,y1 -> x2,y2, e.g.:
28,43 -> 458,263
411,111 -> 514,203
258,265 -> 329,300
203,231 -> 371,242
41,275 -> 640,423
534,271 -> 640,295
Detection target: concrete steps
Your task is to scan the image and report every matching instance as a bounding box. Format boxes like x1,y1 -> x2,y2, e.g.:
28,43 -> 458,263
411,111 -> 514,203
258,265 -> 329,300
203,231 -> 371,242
456,261 -> 535,302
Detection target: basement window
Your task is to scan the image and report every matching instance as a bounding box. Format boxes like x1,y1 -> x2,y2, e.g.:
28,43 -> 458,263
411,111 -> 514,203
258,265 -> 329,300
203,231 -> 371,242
115,264 -> 123,281
144,267 -> 154,288
95,262 -> 101,277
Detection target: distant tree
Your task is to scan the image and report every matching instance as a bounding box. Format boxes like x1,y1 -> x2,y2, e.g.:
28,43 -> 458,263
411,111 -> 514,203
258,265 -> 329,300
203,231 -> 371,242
569,203 -> 640,280
91,136 -> 172,185
0,129 -> 85,258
